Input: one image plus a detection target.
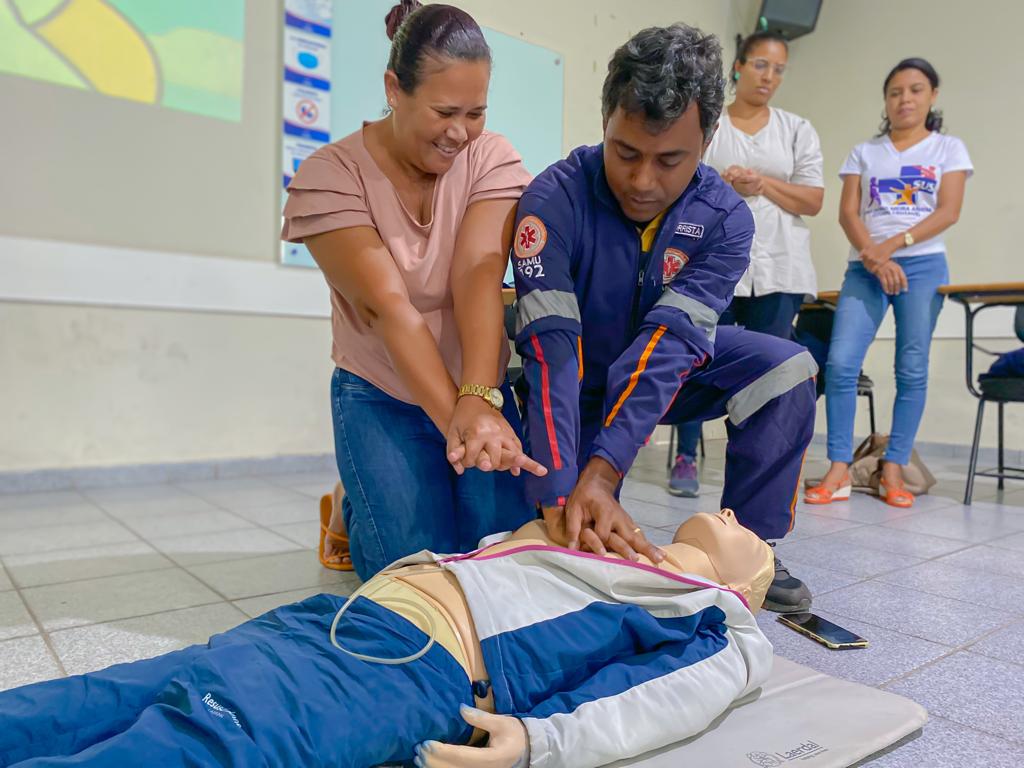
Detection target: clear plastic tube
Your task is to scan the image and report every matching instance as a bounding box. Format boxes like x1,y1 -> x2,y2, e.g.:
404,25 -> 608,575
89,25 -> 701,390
329,568 -> 441,665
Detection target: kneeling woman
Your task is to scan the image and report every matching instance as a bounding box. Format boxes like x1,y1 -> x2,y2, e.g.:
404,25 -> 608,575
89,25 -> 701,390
0,512 -> 773,768
285,2 -> 545,578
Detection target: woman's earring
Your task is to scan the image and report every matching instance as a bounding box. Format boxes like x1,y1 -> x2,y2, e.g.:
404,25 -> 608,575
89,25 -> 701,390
733,71 -> 740,82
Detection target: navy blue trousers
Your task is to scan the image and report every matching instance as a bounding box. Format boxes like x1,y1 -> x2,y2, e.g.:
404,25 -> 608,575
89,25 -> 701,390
0,595 -> 473,767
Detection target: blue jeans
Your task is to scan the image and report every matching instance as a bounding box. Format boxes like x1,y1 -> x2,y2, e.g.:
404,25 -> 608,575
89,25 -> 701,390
675,292 -> 805,459
825,255 -> 948,465
331,368 -> 535,580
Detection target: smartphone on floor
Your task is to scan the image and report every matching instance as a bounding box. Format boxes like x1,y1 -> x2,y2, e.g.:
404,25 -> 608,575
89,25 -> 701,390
777,612 -> 868,650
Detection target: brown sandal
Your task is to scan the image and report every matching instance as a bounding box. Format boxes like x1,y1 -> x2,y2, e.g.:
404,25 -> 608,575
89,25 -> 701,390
318,492 -> 353,571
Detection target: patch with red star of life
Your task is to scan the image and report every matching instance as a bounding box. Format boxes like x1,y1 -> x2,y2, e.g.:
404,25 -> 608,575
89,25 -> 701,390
662,247 -> 689,283
514,216 -> 547,259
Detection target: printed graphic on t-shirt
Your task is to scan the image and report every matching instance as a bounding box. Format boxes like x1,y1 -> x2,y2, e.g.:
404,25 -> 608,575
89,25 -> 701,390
866,165 -> 937,216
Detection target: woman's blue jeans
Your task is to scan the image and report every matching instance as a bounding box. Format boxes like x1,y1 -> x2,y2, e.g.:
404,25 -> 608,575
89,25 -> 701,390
330,368 -> 535,580
825,255 -> 948,465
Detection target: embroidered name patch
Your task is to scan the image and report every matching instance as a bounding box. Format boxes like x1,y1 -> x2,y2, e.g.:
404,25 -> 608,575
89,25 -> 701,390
662,247 -> 689,283
675,222 -> 704,238
514,216 -> 547,259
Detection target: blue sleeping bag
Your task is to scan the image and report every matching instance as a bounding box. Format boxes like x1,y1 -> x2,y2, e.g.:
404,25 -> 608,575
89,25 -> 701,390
0,594 -> 473,767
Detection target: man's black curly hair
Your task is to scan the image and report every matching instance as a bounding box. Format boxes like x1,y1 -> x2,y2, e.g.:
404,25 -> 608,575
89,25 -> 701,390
602,23 -> 725,139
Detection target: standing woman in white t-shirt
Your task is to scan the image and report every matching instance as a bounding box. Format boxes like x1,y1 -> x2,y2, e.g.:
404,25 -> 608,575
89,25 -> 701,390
806,58 -> 972,508
669,31 -> 824,497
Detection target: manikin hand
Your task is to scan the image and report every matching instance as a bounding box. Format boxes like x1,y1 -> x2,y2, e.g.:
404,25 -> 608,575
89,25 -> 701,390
415,705 -> 529,768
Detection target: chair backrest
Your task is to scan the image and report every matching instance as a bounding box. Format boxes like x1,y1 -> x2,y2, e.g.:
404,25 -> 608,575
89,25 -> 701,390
1016,305 -> 1024,343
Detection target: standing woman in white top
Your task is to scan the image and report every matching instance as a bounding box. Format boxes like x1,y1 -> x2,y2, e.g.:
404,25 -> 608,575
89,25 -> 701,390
669,31 -> 824,497
806,58 -> 971,508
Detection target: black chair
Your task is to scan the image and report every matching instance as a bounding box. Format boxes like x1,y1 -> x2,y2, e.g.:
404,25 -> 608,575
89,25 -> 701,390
963,304 -> 1024,503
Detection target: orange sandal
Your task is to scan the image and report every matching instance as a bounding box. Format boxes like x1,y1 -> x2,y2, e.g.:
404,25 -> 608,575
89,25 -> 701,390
319,492 -> 354,571
879,482 -> 914,508
804,476 -> 852,505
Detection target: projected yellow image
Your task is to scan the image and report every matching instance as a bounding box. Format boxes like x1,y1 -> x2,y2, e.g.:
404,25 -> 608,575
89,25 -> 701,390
0,0 -> 244,121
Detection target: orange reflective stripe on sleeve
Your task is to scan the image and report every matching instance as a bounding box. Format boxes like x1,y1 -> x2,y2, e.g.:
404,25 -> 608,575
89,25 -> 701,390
604,325 -> 667,428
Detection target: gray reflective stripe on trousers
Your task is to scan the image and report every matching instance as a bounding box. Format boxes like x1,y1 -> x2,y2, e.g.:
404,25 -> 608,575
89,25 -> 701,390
515,289 -> 581,335
727,350 -> 819,425
654,290 -> 719,342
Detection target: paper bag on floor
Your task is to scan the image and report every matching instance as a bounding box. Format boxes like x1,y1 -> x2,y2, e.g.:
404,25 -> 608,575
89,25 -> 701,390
848,433 -> 937,495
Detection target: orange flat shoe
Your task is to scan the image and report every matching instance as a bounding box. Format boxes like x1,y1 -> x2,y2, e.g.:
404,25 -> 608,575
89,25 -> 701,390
319,492 -> 354,571
879,482 -> 914,508
804,477 -> 852,505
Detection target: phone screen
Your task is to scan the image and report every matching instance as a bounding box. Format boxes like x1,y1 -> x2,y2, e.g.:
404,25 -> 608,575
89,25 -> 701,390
778,612 -> 867,648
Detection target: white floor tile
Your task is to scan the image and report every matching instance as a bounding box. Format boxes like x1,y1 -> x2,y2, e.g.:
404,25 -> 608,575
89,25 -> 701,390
22,569 -> 222,632
0,636 -> 62,692
149,527 -> 302,567
0,591 -> 37,641
0,520 -> 137,558
50,603 -> 248,676
3,541 -> 173,589
118,509 -> 252,540
187,550 -> 359,601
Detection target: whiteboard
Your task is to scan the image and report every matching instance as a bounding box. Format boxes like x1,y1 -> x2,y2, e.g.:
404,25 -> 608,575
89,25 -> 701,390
282,0 -> 565,267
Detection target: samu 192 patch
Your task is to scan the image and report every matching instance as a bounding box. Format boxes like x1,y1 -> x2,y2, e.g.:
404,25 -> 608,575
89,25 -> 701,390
662,247 -> 689,283
514,216 -> 547,259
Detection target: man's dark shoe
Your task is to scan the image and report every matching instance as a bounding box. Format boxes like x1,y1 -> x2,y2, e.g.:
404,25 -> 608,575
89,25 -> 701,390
763,551 -> 812,613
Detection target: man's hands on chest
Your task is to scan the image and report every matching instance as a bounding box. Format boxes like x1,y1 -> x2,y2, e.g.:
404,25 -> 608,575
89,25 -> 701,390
542,457 -> 664,563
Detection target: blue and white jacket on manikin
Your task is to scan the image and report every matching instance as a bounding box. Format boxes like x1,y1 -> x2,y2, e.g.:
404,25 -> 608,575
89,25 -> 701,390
419,540 -> 772,768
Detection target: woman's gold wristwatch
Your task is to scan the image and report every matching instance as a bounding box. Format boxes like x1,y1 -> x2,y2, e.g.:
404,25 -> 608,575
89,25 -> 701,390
458,384 -> 504,410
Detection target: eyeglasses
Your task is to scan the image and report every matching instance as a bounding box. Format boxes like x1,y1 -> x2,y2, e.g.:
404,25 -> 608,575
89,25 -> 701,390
747,58 -> 786,77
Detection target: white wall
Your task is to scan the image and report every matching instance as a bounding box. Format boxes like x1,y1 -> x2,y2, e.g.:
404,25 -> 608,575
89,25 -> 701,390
6,0 -> 1015,475
1,0 -> 752,473
700,0 -> 1023,453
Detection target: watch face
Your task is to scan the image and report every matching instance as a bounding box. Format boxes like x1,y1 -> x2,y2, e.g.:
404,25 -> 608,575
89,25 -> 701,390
489,387 -> 504,410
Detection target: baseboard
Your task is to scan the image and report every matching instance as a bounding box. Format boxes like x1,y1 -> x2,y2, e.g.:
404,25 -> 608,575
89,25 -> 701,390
809,433 -> 1024,467
0,453 -> 338,494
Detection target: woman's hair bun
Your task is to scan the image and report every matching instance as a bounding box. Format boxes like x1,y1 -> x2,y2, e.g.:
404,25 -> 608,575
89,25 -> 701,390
385,0 -> 422,41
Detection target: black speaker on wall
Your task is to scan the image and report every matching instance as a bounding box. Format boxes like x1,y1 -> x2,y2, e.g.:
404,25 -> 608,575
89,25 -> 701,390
756,0 -> 822,40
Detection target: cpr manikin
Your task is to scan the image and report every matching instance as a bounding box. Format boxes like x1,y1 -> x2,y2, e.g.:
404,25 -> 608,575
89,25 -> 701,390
0,511 -> 774,768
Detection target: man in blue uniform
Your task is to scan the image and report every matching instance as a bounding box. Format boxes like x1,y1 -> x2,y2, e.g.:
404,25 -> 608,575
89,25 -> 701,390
512,23 -> 817,612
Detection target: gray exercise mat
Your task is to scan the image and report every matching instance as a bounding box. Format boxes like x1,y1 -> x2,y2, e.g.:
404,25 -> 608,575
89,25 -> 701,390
612,656 -> 927,768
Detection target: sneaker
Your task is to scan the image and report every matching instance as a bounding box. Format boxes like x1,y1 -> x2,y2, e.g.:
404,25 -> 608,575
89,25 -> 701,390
668,455 -> 700,497
763,550 -> 813,613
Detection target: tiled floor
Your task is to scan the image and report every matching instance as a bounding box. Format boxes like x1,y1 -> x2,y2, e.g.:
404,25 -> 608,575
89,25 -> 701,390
2,442 -> 1024,765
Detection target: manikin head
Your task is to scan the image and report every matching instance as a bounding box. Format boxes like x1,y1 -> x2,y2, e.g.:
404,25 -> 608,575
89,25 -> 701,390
665,509 -> 775,612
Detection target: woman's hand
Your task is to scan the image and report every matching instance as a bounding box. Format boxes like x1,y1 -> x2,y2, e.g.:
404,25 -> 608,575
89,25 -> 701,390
721,165 -> 745,184
415,706 -> 529,768
870,260 -> 909,295
446,397 -> 547,477
729,167 -> 764,197
859,239 -> 898,272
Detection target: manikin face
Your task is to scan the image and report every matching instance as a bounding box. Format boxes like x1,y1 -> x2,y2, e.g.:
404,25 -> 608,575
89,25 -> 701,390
670,509 -> 773,609
384,59 -> 490,176
602,104 -> 708,223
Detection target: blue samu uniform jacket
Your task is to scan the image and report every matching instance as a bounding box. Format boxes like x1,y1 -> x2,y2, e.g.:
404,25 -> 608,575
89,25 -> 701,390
513,144 -> 754,507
